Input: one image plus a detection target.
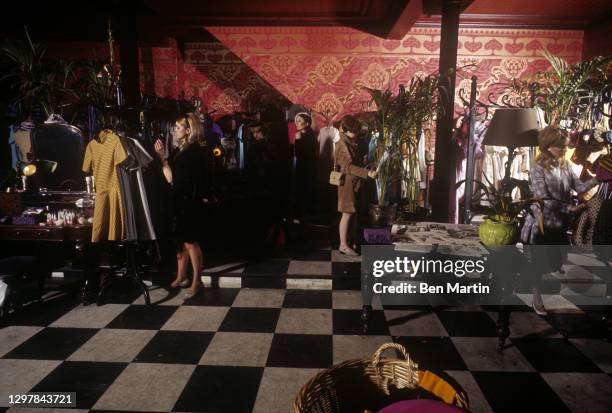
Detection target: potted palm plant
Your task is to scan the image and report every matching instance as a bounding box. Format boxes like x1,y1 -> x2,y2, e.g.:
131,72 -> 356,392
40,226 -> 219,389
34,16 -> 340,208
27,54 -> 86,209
534,50 -> 611,128
362,73 -> 444,225
362,87 -> 400,225
1,28 -> 77,118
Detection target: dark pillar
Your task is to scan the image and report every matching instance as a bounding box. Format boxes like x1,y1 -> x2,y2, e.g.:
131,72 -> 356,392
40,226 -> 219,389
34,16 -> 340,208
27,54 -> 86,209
431,0 -> 461,222
117,13 -> 140,109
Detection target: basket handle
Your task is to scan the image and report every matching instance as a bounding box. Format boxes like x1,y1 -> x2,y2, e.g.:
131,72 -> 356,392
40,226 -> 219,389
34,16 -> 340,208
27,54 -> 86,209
371,342 -> 411,367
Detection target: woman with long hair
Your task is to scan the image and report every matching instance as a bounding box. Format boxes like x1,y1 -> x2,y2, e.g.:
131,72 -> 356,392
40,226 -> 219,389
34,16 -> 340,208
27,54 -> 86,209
335,115 -> 377,256
521,126 -> 599,314
154,113 -> 208,298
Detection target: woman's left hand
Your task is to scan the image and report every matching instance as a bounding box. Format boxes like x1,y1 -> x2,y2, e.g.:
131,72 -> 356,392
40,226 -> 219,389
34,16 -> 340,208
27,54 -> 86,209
154,139 -> 166,160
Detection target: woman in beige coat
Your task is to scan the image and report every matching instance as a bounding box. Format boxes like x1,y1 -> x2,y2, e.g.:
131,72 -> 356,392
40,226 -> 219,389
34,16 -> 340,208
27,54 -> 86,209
335,116 -> 377,256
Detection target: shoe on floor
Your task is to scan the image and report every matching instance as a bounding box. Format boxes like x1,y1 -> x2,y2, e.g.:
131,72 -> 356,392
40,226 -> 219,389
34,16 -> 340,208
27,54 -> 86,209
339,246 -> 360,256
183,285 -> 203,300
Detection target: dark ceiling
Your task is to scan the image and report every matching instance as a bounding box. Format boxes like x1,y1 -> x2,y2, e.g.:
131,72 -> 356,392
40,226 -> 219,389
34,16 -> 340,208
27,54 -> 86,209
1,0 -> 611,44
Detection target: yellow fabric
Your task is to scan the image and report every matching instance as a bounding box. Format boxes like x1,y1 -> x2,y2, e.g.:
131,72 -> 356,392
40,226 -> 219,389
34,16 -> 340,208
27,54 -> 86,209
418,370 -> 458,405
82,130 -> 127,242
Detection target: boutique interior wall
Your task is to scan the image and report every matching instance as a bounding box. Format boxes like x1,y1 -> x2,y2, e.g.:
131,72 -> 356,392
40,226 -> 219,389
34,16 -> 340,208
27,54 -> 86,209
140,27 -> 583,119
49,26 -> 584,120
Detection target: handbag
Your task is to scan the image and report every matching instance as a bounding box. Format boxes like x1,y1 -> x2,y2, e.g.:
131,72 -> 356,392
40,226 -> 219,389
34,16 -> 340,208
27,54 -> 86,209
329,167 -> 344,186
329,146 -> 344,186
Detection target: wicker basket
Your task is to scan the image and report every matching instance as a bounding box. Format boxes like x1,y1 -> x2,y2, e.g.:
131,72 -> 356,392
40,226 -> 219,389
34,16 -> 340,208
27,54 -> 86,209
293,343 -> 469,413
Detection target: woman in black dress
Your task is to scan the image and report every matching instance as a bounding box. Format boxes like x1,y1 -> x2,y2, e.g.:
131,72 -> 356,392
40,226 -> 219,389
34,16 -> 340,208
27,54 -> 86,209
294,112 -> 318,223
154,113 -> 208,298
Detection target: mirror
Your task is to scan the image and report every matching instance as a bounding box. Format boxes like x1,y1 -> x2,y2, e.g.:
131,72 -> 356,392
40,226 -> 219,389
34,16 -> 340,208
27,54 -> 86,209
31,123 -> 85,190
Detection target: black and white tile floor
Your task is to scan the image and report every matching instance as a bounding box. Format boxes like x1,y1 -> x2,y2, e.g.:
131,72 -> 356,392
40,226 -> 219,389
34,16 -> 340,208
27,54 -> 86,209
1,243 -> 611,413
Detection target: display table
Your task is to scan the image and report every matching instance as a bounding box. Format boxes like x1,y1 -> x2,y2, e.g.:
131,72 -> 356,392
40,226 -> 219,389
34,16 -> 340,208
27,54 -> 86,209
0,224 -> 91,242
0,191 -> 150,306
361,222 -> 526,351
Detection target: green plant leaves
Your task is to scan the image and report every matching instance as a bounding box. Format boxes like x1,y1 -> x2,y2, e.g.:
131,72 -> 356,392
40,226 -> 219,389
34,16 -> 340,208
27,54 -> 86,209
536,50 -> 611,127
362,74 -> 443,205
0,27 -> 78,117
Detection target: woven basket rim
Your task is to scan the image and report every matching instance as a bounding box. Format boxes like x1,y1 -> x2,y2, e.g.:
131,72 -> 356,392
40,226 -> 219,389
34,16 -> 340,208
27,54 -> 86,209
293,343 -> 468,413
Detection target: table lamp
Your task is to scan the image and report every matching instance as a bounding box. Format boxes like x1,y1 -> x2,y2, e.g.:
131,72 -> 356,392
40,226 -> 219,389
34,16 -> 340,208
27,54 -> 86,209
17,159 -> 58,191
482,108 -> 540,185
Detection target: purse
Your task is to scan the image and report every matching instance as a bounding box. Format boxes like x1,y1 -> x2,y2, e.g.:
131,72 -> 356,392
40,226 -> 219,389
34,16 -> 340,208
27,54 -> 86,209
329,144 -> 345,186
329,160 -> 345,186
329,170 -> 344,186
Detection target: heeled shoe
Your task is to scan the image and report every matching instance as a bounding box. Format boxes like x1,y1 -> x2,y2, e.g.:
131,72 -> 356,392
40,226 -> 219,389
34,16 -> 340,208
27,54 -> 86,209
339,246 -> 360,257
183,284 -> 203,300
170,276 -> 188,289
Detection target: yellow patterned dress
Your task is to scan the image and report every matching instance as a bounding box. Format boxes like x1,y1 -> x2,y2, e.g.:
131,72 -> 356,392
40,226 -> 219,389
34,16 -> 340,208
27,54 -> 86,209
82,130 -> 127,242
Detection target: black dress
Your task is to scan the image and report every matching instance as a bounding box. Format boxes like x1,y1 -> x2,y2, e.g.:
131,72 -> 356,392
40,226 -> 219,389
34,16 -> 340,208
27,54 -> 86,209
169,143 -> 210,243
294,127 -> 318,216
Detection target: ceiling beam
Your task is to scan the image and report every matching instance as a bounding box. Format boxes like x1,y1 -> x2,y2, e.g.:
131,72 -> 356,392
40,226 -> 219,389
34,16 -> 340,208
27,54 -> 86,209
386,0 -> 423,40
416,13 -> 596,29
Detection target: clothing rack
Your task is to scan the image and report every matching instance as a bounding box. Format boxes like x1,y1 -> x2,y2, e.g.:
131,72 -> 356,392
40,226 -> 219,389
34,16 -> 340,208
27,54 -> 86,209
82,241 -> 151,306
98,242 -> 151,306
457,78 -> 538,224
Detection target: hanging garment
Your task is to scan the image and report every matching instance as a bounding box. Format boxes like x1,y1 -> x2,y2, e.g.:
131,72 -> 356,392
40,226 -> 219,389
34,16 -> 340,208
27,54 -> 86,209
237,124 -> 246,172
117,136 -> 156,241
82,130 -> 127,242
11,121 -> 36,169
220,137 -> 238,171
482,146 -> 508,190
595,153 -> 612,199
574,194 -> 603,248
453,119 -> 486,222
576,153 -> 612,250
13,128 -> 32,165
317,126 -> 339,181
8,126 -> 20,169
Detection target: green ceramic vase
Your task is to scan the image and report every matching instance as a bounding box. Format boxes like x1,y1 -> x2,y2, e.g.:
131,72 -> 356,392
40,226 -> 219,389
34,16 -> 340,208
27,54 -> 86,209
478,215 -> 518,247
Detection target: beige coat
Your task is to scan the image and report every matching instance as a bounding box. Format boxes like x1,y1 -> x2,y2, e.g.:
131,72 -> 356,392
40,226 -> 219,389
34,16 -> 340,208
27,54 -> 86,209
335,135 -> 369,213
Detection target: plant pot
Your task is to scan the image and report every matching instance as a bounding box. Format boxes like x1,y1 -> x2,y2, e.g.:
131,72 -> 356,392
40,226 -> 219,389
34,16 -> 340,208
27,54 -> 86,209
368,203 -> 398,227
400,206 -> 430,222
478,215 -> 518,247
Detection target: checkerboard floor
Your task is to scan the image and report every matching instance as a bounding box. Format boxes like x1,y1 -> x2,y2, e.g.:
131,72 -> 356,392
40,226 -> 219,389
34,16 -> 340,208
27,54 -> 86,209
1,238 -> 612,412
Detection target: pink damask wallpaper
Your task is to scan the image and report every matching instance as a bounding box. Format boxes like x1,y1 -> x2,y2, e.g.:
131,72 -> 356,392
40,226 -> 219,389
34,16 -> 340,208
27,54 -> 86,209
139,39 -> 288,113
49,27 -> 584,121
201,26 -> 583,119
138,27 -> 583,120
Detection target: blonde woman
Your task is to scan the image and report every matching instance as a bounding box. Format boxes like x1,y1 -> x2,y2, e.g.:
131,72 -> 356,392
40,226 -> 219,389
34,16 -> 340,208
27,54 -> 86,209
154,113 -> 208,298
521,126 -> 599,314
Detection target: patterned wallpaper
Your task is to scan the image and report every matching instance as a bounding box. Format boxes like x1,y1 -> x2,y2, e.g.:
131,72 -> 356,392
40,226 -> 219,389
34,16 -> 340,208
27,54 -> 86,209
139,39 -> 288,113
52,27 -> 584,121
201,26 -> 583,119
